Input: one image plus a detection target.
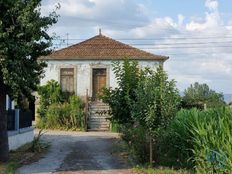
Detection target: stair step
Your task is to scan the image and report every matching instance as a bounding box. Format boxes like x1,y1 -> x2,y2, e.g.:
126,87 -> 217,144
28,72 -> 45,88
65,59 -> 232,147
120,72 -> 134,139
89,107 -> 109,110
89,102 -> 109,106
89,111 -> 110,115
88,121 -> 110,126
87,102 -> 110,131
88,118 -> 110,122
88,128 -> 109,131
88,125 -> 110,129
89,115 -> 110,118
88,123 -> 110,127
88,117 -> 108,120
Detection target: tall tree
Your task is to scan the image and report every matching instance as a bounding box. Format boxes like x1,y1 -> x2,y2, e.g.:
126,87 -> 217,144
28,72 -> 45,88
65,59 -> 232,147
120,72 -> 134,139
182,82 -> 225,109
0,0 -> 58,161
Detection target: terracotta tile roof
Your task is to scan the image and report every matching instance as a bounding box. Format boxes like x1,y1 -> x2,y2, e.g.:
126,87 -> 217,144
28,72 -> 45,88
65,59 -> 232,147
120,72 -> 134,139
40,34 -> 168,61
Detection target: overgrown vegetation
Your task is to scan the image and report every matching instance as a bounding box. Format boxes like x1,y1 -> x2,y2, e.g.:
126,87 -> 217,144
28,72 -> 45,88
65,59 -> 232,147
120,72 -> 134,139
37,80 -> 85,130
101,59 -> 140,124
101,59 -> 180,164
162,108 -> 232,173
101,59 -> 230,174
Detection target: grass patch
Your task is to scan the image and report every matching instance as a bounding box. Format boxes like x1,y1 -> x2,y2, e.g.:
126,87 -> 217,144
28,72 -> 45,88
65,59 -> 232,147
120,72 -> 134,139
0,130 -> 49,174
134,165 -> 192,174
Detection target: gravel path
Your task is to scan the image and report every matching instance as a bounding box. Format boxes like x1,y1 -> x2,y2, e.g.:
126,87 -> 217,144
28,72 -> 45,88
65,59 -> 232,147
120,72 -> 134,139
16,130 -> 132,174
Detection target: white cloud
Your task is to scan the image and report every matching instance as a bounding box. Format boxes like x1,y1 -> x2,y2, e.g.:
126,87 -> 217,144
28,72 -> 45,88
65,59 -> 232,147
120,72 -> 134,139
178,14 -> 185,26
186,0 -> 221,31
41,0 -> 232,93
205,0 -> 218,11
186,12 -> 220,31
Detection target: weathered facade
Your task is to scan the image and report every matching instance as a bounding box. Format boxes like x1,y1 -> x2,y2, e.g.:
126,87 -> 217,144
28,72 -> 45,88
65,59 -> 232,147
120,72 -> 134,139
40,33 -> 168,131
40,33 -> 168,99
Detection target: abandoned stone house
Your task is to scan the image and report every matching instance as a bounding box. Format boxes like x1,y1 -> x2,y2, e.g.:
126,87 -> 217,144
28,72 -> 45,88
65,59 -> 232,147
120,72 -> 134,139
39,32 -> 168,130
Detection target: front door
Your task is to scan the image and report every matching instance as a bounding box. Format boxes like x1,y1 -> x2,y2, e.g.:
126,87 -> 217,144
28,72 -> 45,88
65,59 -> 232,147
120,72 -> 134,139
92,68 -> 106,100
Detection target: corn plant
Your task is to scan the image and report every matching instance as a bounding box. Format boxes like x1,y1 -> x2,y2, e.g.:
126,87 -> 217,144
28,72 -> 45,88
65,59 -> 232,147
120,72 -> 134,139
172,108 -> 232,173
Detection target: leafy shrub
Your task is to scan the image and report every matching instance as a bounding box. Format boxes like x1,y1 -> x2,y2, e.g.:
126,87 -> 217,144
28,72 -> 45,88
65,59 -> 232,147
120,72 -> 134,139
110,120 -> 121,132
101,58 -> 139,124
37,80 -> 63,118
156,113 -> 194,168
131,66 -> 180,134
37,80 -> 85,130
120,124 -> 149,163
40,96 -> 84,130
101,60 -> 180,164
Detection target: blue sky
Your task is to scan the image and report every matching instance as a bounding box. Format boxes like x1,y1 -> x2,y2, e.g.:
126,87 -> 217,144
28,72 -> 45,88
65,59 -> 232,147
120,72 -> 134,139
41,0 -> 232,94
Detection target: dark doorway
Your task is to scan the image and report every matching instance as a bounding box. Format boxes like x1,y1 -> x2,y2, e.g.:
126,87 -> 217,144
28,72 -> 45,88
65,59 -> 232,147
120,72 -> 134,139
92,68 -> 107,100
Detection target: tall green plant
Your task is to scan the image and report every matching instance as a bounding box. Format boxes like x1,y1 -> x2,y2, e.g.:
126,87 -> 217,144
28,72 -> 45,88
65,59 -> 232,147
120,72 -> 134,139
101,58 -> 139,124
131,66 -> 180,164
37,80 -> 63,118
69,95 -> 85,129
37,80 -> 85,130
188,108 -> 232,173
132,66 -> 180,132
41,96 -> 84,130
164,108 -> 232,173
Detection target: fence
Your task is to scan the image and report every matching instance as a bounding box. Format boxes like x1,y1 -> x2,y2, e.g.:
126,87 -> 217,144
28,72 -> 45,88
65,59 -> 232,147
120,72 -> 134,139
7,109 -> 32,132
7,110 -> 16,130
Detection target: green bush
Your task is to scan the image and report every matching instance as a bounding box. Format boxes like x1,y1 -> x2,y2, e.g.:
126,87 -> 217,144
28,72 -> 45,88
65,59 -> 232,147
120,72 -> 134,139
110,120 -> 121,132
37,80 -> 63,118
101,58 -> 139,124
131,66 -> 180,134
120,124 -> 149,163
37,80 -> 85,130
101,60 -> 180,165
41,96 -> 84,130
158,108 -> 232,173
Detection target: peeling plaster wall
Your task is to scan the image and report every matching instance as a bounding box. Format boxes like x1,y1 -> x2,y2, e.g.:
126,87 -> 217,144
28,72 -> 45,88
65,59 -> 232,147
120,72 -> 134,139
40,60 -> 161,98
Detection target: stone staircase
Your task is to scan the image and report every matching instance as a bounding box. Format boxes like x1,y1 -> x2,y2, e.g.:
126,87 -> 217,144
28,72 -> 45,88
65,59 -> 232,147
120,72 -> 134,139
87,102 -> 111,131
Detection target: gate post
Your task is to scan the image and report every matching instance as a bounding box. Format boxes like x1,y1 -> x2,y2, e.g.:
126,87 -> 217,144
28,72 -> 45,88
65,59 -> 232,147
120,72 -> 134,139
15,109 -> 20,133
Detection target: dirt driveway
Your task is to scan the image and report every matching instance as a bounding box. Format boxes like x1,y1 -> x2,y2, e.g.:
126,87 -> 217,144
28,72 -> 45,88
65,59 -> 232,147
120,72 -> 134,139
16,130 -> 133,174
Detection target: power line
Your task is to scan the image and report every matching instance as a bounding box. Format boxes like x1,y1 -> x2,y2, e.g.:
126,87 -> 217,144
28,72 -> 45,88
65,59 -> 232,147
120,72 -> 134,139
52,41 -> 232,46
54,36 -> 232,41
51,43 -> 232,49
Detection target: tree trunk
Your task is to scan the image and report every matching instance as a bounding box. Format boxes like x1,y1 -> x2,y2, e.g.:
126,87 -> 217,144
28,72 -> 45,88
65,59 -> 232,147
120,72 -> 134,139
0,79 -> 9,162
149,135 -> 153,166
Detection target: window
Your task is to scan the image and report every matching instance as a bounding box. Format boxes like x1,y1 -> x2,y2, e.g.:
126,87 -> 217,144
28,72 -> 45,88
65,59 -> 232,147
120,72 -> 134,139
60,68 -> 74,93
